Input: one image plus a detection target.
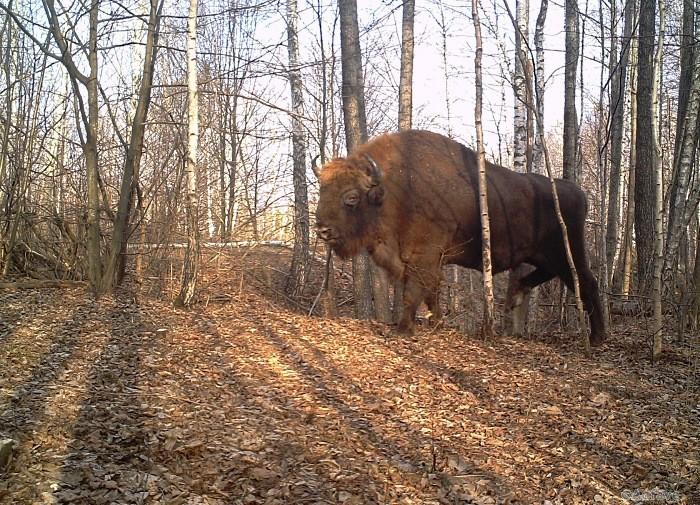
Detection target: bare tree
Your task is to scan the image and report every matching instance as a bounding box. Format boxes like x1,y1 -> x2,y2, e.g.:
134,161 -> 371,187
532,0 -> 548,175
620,34 -> 638,297
285,0 -> 310,299
651,0 -> 666,360
513,0 -> 530,174
473,0 -> 495,339
665,0 -> 700,286
506,0 -> 536,336
398,0 -> 414,132
606,0 -> 637,278
635,0 -> 657,293
338,0 -> 390,321
101,0 -> 164,291
394,0 -> 415,323
175,0 -> 201,307
563,0 -> 579,183
1,0 -> 105,289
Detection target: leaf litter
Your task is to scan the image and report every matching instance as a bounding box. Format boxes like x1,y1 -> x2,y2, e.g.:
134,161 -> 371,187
0,248 -> 698,504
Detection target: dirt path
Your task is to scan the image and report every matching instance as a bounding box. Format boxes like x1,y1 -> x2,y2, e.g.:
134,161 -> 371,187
1,286 -> 698,504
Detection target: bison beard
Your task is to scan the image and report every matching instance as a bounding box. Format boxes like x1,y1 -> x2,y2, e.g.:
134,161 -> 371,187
315,130 -> 607,346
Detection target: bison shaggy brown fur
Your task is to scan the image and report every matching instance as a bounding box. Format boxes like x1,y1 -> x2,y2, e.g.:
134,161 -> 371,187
315,130 -> 606,346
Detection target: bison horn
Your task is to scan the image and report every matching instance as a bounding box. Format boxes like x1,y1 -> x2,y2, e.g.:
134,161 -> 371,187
311,155 -> 321,178
365,155 -> 382,184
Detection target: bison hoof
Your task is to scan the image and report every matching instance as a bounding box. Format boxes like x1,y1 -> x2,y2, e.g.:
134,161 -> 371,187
395,323 -> 415,336
590,333 -> 606,347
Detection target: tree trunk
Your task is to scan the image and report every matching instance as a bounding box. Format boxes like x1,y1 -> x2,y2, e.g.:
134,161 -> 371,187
664,0 -> 700,284
620,38 -> 638,297
651,0 -> 666,360
219,96 -> 229,240
596,0 -> 610,335
472,0 -> 495,339
563,0 -> 579,183
226,102 -> 238,239
606,0 -> 636,278
314,0 -> 338,318
437,1 -> 452,136
513,0 -> 529,174
691,224 -> 700,329
101,0 -> 162,292
398,0 -> 414,131
634,0 -> 657,294
394,0 -> 414,323
175,0 -> 200,307
532,0 -> 548,175
285,0 -> 310,299
338,0 -> 385,320
506,0 -> 536,335
86,0 -> 102,291
0,14 -> 13,271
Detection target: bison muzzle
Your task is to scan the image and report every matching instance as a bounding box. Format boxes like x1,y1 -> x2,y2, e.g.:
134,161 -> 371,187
315,130 -> 606,346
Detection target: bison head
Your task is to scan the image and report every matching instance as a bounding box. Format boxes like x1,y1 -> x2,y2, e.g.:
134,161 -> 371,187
315,155 -> 385,259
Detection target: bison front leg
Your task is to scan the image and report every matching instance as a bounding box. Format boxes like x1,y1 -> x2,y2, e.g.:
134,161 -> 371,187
397,275 -> 422,335
397,261 -> 441,335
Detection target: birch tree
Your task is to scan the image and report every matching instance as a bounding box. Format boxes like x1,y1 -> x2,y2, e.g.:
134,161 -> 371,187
651,0 -> 666,360
513,0 -> 530,174
175,0 -> 201,307
532,0 -> 548,174
473,0 -> 495,339
620,36 -> 638,297
506,0 -> 535,336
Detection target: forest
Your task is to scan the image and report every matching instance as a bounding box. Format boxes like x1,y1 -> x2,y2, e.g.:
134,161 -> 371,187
0,0 -> 698,503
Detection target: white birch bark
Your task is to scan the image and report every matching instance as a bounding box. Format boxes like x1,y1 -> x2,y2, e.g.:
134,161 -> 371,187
622,37 -> 638,298
176,0 -> 201,307
532,0 -> 548,174
513,0 -> 529,173
651,0 -> 666,360
472,0 -> 495,339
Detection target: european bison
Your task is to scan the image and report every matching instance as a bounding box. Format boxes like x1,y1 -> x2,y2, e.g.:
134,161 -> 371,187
315,130 -> 606,346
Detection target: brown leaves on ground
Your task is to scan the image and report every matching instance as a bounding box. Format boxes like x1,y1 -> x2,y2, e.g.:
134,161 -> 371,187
0,249 -> 698,504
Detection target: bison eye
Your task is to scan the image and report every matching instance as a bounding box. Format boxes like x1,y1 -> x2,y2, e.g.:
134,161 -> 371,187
343,191 -> 360,207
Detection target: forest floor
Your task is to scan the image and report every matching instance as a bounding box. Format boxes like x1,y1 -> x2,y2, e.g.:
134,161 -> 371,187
1,247 -> 699,505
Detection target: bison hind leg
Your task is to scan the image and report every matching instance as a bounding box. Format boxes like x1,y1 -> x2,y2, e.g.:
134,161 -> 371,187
507,266 -> 556,337
425,288 -> 443,328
